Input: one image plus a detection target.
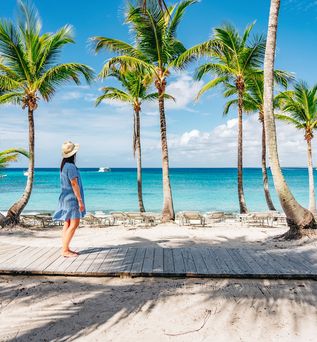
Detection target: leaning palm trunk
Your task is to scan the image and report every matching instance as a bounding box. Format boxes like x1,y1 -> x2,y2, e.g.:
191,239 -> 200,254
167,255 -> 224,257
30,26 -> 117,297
260,114 -> 276,211
237,86 -> 248,213
306,137 -> 316,213
134,109 -> 146,212
5,108 -> 35,225
157,80 -> 175,222
263,0 -> 316,238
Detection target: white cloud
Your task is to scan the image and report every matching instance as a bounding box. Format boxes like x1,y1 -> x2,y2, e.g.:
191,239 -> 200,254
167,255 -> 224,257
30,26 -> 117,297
165,72 -> 204,110
167,115 -> 311,167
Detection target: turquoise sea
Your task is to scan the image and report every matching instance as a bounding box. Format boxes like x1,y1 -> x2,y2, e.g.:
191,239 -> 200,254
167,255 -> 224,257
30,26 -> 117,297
0,168 -> 314,213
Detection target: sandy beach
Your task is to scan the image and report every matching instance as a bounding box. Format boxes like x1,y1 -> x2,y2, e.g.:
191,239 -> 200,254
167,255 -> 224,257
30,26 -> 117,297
1,224 -> 317,341
1,275 -> 317,342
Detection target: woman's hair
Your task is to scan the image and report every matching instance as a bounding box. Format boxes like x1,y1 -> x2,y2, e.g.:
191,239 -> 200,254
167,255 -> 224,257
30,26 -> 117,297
60,153 -> 76,172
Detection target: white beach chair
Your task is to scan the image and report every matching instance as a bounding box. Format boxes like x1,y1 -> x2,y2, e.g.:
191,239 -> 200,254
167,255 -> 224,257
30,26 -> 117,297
178,211 -> 206,227
204,211 -> 225,225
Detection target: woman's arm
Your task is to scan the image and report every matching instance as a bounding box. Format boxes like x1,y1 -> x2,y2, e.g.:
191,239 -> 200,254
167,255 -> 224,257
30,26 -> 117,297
70,178 -> 85,212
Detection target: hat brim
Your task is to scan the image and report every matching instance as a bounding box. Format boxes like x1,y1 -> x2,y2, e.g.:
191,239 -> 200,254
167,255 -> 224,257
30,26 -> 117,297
62,143 -> 79,158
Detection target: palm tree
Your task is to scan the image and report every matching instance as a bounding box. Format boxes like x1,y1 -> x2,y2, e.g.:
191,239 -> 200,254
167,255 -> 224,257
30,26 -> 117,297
96,68 -> 173,212
0,1 -> 94,225
224,71 -> 292,211
92,0 -> 197,222
276,82 -> 317,213
0,148 -> 29,168
175,23 -> 266,213
263,0 -> 316,238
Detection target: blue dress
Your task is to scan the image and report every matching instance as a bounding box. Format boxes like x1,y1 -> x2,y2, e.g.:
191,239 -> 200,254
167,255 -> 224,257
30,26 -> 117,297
53,163 -> 86,221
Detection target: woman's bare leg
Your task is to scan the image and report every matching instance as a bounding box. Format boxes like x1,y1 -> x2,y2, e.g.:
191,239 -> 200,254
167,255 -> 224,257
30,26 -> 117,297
62,220 -> 70,249
62,218 -> 80,257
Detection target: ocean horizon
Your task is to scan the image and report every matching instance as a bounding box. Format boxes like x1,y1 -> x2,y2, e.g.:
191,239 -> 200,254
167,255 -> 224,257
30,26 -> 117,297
0,167 -> 314,213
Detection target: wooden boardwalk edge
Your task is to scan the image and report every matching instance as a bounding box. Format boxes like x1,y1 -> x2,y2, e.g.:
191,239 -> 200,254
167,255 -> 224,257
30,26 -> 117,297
1,268 -> 317,280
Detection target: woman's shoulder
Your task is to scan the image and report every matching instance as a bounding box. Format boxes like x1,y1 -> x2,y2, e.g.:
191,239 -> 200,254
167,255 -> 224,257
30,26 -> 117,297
64,162 -> 77,169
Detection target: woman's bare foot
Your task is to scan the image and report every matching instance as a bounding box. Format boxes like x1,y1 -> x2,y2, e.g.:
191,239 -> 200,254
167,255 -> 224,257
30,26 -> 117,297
62,250 -> 78,257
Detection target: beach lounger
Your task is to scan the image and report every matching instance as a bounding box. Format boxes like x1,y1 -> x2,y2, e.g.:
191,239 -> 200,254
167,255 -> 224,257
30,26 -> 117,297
204,211 -> 225,225
110,212 -> 129,225
178,211 -> 206,226
237,211 -> 280,227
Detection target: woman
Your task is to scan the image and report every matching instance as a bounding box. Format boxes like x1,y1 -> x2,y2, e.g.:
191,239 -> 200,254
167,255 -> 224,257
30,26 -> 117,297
53,141 -> 86,257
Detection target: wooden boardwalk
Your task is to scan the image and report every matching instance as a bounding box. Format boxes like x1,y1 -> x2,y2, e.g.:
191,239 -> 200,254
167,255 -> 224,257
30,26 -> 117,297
0,243 -> 316,279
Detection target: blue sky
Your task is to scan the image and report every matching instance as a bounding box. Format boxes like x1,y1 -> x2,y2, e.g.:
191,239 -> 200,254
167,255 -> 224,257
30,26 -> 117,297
1,0 -> 317,167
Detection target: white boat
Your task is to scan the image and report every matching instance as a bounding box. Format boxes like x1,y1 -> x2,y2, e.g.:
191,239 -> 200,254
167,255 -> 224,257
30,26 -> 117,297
24,171 -> 29,176
0,174 -> 7,178
98,167 -> 111,173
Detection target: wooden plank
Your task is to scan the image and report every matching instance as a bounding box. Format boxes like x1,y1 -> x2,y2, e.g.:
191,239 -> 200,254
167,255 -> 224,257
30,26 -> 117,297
245,249 -> 281,275
236,248 -> 266,275
131,248 -> 146,274
0,245 -> 29,265
163,248 -> 174,274
190,248 -> 208,274
20,247 -> 49,270
296,252 -> 317,272
181,248 -> 197,274
0,246 -> 34,268
152,248 -> 164,273
266,251 -> 308,275
34,248 -> 60,271
225,248 -> 255,275
29,247 -> 60,271
98,248 -> 120,273
77,248 -> 102,273
142,247 -> 154,273
45,254 -> 68,272
121,248 -> 137,273
199,247 -> 221,274
57,248 -> 81,273
63,250 -> 92,273
0,245 -> 19,256
87,248 -> 111,273
208,247 -> 232,274
172,248 -> 185,274
109,248 -> 128,273
1,246 -> 42,271
219,248 -> 243,274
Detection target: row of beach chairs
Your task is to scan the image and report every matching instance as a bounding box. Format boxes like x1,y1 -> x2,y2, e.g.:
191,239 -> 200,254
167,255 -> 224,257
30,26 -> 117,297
18,210 -> 288,228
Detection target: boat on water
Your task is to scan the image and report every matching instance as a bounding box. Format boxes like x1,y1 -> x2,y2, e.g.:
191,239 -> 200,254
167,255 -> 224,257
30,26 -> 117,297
24,171 -> 29,176
0,174 -> 7,178
98,167 -> 111,173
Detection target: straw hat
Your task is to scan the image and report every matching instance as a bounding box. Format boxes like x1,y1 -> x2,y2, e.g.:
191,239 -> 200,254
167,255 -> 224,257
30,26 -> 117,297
62,141 -> 79,158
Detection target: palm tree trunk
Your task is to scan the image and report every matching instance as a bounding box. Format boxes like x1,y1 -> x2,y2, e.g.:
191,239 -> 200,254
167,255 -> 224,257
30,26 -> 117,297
307,138 -> 316,213
263,0 -> 316,238
157,81 -> 175,222
261,116 -> 276,211
5,108 -> 35,225
237,88 -> 248,214
134,109 -> 145,212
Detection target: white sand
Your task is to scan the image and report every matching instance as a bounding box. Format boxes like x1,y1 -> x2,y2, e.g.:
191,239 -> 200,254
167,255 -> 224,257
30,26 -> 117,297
1,275 -> 317,341
1,223 -> 316,251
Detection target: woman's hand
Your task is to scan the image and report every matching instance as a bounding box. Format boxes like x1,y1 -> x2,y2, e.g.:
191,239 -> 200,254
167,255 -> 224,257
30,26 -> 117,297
78,199 -> 85,212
